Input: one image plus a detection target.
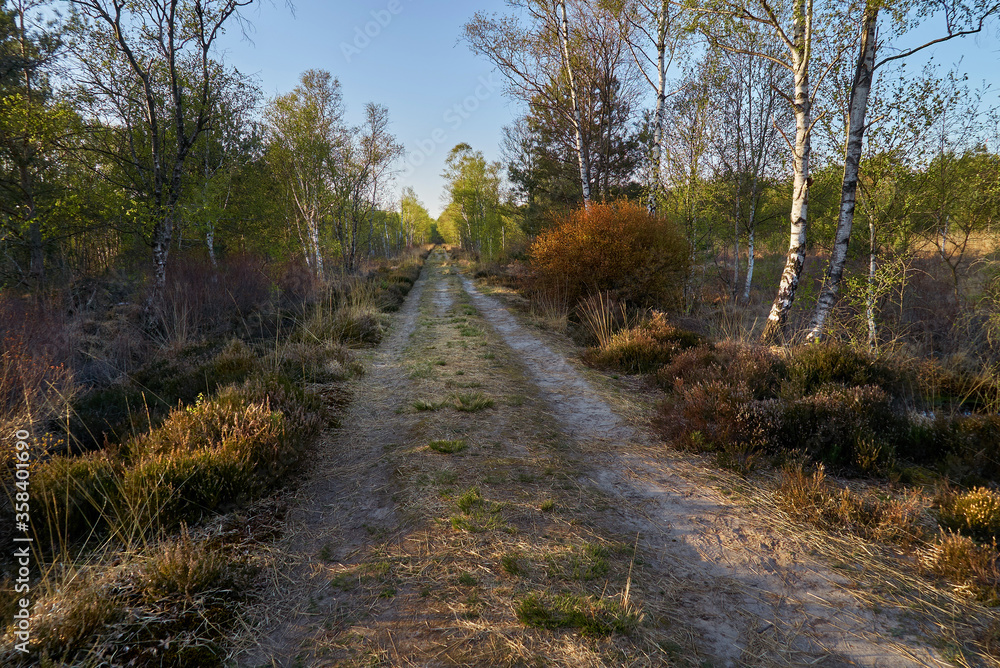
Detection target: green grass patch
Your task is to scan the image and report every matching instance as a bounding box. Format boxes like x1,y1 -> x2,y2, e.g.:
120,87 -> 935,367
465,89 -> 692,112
407,362 -> 435,379
515,592 -> 641,636
429,439 -> 467,454
450,487 -> 507,533
452,392 -> 494,412
545,544 -> 610,581
501,552 -> 525,576
458,323 -> 484,337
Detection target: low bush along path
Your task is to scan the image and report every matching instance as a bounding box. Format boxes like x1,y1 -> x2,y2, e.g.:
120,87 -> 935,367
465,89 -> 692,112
239,248 -> 948,667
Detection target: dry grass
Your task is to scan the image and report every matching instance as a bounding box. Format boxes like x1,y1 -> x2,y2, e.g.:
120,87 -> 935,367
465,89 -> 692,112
919,531 -> 1000,604
775,464 -> 928,546
576,291 -> 639,348
937,486 -> 1000,542
260,252 -> 703,667
528,289 -> 569,333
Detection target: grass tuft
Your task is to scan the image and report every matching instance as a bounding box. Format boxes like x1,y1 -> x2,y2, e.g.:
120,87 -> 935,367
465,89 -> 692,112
919,530 -> 999,603
452,391 -> 494,412
938,486 -> 1000,542
515,592 -> 642,636
428,439 -> 467,454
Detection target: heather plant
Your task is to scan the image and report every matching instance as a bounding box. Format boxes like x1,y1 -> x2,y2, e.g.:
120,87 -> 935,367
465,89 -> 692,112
530,201 -> 688,308
938,487 -> 1000,542
583,312 -> 703,374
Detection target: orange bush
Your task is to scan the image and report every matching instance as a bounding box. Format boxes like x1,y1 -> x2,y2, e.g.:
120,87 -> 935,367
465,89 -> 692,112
529,201 -> 688,307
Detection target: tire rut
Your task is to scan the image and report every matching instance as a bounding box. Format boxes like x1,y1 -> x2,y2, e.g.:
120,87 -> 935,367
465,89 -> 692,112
459,277 -> 943,668
238,254 -> 432,667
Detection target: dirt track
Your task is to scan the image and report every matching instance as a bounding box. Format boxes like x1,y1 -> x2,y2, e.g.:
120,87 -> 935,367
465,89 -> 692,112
239,248 -> 950,667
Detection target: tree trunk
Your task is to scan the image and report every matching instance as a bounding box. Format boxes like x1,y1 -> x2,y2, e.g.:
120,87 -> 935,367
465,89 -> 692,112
206,222 -> 217,268
309,216 -> 324,280
648,2 -> 668,215
733,187 -> 740,299
151,212 -> 171,293
742,224 -> 755,303
28,219 -> 43,286
806,3 -> 878,342
760,0 -> 811,345
557,0 -> 591,204
866,216 -> 877,353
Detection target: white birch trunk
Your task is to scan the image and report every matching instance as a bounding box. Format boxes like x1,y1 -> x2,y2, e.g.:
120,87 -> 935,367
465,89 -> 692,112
806,3 -> 878,342
742,224 -> 755,303
866,217 -> 877,352
558,0 -> 591,204
206,223 -> 217,268
309,217 -> 324,280
760,0 -> 812,344
648,1 -> 668,215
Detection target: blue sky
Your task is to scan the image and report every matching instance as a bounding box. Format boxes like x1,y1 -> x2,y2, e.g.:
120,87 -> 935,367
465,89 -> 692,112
216,2 -> 999,218
217,0 -> 517,217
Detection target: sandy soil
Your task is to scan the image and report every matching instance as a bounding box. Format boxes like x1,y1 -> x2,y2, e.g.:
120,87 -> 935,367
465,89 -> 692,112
237,249 -> 954,667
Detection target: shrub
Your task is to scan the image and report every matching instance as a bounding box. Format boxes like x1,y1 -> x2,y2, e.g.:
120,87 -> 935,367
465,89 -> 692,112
301,286 -> 387,346
785,343 -> 899,398
277,341 -> 363,383
919,530 -> 999,603
656,341 -> 786,399
119,377 -> 320,529
769,385 -> 902,469
29,572 -> 124,661
584,312 -> 702,374
0,296 -> 76,461
530,201 -> 688,308
903,414 -> 1000,484
658,380 -> 751,448
907,357 -> 1000,413
140,526 -> 240,600
938,487 -> 1000,542
34,454 -> 121,544
776,464 -> 925,545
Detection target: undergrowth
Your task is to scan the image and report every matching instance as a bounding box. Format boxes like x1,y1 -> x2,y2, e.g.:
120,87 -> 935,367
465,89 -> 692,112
0,246 -> 432,664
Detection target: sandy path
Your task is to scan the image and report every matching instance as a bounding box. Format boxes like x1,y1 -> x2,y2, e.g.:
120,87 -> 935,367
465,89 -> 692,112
460,278 -> 944,667
238,255 -> 432,666
239,251 -> 951,667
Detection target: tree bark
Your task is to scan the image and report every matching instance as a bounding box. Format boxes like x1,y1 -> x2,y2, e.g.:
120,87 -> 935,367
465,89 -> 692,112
760,0 -> 812,345
806,3 -> 878,342
557,0 -> 591,204
648,2 -> 668,215
742,223 -> 755,302
866,215 -> 877,352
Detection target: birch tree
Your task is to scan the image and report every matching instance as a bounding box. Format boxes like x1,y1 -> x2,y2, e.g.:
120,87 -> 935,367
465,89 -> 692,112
696,0 -> 842,343
465,1 -> 598,205
707,42 -> 788,302
610,0 -> 684,214
805,0 -> 1000,342
265,69 -> 345,279
68,0 -> 254,294
332,102 -> 402,273
441,143 -> 508,259
557,0 -> 591,203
